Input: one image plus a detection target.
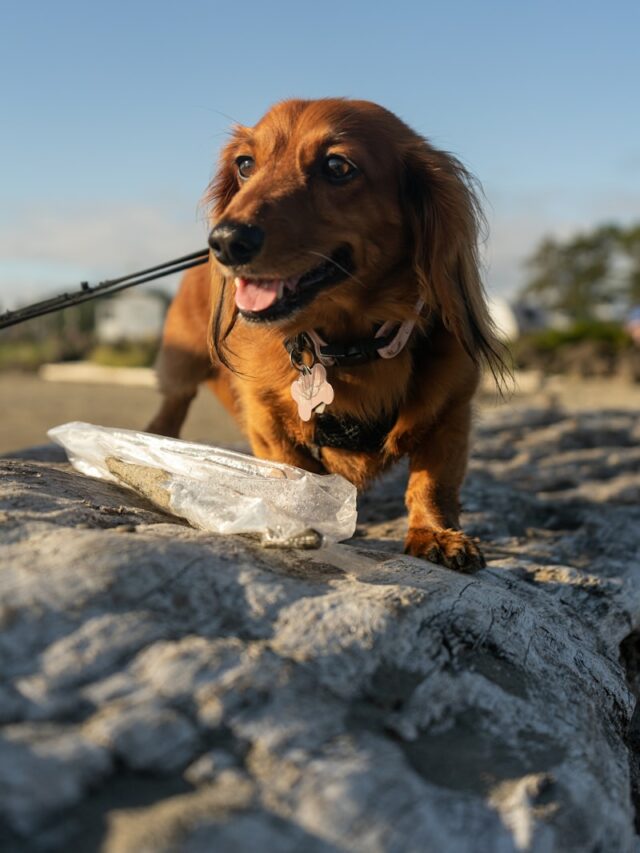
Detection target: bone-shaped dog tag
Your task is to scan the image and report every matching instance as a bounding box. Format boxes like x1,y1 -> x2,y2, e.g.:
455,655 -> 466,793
291,363 -> 334,421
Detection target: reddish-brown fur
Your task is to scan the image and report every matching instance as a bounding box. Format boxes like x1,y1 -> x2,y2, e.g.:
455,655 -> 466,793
148,98 -> 506,571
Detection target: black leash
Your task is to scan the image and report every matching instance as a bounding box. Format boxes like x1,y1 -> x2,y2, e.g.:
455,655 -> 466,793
0,248 -> 210,330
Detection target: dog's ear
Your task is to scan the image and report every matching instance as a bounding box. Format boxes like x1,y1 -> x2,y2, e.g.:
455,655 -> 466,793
402,139 -> 507,381
202,137 -> 242,219
201,136 -> 245,372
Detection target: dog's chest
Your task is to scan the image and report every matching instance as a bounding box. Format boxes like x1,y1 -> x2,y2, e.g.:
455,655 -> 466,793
273,387 -> 398,456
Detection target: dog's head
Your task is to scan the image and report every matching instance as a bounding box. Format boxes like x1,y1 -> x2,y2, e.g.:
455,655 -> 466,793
205,98 -> 505,377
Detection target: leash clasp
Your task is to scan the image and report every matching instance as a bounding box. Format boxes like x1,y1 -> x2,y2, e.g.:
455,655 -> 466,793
287,333 -> 317,373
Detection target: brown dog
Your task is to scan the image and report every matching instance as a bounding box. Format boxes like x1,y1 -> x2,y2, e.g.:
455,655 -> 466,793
148,98 -> 507,571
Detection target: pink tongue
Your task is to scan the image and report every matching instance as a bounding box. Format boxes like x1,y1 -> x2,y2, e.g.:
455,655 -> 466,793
234,278 -> 281,312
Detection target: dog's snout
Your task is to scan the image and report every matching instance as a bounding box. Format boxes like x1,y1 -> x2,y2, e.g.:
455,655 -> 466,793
208,221 -> 264,267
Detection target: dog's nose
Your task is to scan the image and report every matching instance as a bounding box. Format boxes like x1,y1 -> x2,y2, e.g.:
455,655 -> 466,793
208,221 -> 264,267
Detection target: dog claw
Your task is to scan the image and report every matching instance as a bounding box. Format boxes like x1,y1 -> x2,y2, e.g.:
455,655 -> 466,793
404,527 -> 485,573
418,544 -> 442,565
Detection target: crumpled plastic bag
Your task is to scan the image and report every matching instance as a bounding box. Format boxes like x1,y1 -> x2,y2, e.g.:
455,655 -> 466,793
48,422 -> 357,547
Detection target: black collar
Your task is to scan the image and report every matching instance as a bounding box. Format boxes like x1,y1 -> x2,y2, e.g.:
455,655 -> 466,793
285,326 -> 399,369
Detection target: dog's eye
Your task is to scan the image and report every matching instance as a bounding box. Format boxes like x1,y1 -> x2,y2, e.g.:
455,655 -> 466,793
322,154 -> 358,184
235,156 -> 255,181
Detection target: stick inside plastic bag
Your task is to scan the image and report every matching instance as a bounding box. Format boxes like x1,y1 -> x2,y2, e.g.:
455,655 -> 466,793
48,422 -> 358,548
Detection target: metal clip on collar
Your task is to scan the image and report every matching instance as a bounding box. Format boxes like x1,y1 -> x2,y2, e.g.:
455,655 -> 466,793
287,333 -> 317,374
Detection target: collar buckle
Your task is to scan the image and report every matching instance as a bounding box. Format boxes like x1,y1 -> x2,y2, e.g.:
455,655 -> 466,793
286,333 -> 317,373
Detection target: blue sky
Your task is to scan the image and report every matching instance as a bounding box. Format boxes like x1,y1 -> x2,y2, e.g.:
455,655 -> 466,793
1,0 -> 639,307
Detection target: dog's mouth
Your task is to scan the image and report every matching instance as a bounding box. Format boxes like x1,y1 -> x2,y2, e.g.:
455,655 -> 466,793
233,247 -> 354,323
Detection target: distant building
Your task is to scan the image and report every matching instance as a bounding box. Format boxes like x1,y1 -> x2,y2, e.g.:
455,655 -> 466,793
511,301 -> 551,333
487,295 -> 553,340
487,296 -> 519,341
95,291 -> 168,343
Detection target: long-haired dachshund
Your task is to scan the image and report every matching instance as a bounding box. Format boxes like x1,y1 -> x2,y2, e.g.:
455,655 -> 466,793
148,98 -> 507,571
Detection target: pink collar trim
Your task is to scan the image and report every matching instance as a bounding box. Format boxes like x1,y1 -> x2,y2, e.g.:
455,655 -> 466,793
305,298 -> 425,366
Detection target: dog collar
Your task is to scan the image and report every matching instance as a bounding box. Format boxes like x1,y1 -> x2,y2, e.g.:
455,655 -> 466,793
286,298 -> 424,422
285,298 -> 424,369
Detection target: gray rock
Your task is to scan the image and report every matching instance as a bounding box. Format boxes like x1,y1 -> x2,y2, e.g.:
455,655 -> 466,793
85,701 -> 200,772
1,404 -> 639,851
39,611 -> 170,690
0,723 -> 111,834
184,748 -> 239,785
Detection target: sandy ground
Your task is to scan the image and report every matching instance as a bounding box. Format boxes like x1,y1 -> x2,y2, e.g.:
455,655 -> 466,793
0,371 -> 240,454
0,370 -> 639,455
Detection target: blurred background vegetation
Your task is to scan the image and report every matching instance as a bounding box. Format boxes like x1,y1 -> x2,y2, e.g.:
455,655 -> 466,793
0,289 -> 168,371
512,221 -> 640,380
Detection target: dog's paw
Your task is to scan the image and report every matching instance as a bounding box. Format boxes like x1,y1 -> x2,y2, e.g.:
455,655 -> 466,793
404,527 -> 485,573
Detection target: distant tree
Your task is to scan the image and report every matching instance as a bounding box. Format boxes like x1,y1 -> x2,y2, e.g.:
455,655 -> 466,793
522,224 -> 627,321
619,224 -> 640,304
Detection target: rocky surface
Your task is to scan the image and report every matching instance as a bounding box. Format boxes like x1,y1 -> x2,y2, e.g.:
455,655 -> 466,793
1,403 -> 640,852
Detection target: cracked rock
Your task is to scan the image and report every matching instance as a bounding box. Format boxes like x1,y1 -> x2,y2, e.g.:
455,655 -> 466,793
1,403 -> 640,851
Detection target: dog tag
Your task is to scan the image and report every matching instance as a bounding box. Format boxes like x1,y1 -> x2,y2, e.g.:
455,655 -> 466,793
291,363 -> 334,421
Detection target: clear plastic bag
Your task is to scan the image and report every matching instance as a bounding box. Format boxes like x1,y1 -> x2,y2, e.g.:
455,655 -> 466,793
48,422 -> 357,547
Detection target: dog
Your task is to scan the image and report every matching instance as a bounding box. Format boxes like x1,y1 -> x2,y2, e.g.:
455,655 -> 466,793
148,98 -> 507,571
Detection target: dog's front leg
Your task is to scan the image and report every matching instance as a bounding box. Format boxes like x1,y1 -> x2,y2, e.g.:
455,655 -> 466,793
403,402 -> 484,572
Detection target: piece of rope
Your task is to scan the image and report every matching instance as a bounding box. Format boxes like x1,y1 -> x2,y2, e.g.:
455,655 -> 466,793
0,248 -> 210,330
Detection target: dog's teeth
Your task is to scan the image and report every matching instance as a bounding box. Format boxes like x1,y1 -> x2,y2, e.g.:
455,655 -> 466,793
234,277 -> 241,289
277,282 -> 284,299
